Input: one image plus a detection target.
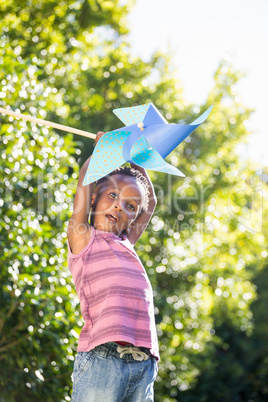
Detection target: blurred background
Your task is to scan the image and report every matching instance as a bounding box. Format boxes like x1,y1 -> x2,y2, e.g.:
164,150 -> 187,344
0,1 -> 267,401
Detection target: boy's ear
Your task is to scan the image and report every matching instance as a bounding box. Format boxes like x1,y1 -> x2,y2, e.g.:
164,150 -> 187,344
91,193 -> 97,208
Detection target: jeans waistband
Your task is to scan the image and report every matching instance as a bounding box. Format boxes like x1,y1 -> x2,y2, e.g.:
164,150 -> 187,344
93,342 -> 153,362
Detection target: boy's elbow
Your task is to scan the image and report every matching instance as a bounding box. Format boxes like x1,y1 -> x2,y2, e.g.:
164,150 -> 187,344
67,215 -> 81,237
67,217 -> 75,238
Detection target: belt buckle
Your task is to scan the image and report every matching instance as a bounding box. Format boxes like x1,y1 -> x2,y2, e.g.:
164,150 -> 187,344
116,345 -> 149,361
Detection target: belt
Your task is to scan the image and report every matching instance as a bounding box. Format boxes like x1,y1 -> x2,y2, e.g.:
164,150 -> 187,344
90,342 -> 153,362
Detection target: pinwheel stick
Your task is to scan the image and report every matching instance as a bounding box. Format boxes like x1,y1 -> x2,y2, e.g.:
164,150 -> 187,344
0,107 -> 96,139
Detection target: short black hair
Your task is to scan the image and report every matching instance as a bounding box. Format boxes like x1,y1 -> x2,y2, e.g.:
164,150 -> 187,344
95,166 -> 150,213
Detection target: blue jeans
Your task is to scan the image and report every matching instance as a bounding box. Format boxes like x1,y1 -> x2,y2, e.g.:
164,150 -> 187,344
71,342 -> 158,402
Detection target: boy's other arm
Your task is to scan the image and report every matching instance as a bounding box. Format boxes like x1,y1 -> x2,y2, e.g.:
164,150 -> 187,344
127,165 -> 157,245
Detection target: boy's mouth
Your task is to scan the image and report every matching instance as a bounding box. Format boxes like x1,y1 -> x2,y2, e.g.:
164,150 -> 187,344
106,214 -> 118,223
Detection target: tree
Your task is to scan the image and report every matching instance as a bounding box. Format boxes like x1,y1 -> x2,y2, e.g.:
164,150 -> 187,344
0,51 -> 80,401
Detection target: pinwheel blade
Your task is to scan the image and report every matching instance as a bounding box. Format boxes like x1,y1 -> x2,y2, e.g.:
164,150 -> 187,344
113,102 -> 168,126
130,136 -> 185,177
83,130 -> 131,185
190,105 -> 213,125
113,104 -> 150,125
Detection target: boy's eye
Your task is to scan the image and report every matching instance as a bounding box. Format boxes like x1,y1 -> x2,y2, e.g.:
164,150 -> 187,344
110,192 -> 117,199
127,203 -> 135,211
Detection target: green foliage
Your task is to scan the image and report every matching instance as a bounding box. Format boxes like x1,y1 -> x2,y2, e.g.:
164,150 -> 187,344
0,51 -> 80,401
1,1 -> 268,401
179,263 -> 268,401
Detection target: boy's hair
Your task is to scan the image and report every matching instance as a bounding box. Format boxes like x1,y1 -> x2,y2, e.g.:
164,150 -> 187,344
95,166 -> 150,213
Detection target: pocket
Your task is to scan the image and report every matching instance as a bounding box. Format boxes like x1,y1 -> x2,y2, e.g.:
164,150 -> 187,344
73,351 -> 96,384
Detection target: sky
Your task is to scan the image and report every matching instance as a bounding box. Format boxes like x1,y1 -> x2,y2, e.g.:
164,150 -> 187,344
127,0 -> 268,165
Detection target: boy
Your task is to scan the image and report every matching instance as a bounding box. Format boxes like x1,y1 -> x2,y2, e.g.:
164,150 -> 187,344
68,132 -> 159,401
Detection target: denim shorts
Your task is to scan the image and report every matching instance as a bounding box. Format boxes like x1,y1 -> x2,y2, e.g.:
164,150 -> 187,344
71,342 -> 158,402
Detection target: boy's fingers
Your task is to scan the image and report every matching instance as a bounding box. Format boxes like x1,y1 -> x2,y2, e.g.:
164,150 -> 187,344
95,131 -> 105,144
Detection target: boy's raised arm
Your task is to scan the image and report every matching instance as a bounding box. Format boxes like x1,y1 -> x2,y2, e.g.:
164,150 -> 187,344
67,132 -> 103,254
127,164 -> 157,245
67,156 -> 94,253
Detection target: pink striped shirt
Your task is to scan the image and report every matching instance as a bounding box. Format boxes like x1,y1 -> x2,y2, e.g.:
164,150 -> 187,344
68,227 -> 159,360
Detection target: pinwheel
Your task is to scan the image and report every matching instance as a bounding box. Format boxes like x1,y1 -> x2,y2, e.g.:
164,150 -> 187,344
83,103 -> 212,185
0,103 -> 212,186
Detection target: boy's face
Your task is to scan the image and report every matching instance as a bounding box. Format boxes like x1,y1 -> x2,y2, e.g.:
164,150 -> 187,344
91,174 -> 144,236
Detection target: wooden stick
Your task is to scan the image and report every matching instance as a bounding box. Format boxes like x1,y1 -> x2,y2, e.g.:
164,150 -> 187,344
0,107 -> 96,139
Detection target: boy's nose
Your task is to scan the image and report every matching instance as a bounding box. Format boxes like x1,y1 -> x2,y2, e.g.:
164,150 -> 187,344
114,204 -> 123,213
